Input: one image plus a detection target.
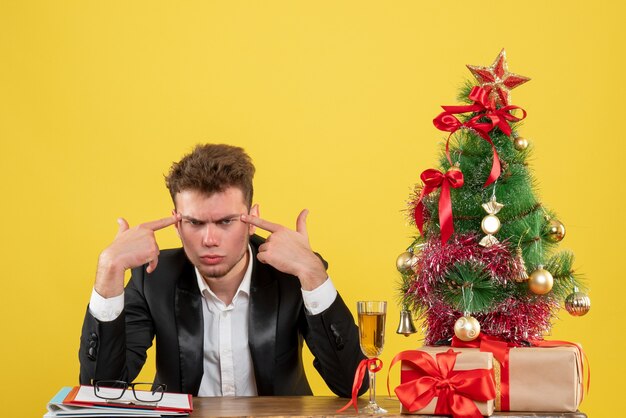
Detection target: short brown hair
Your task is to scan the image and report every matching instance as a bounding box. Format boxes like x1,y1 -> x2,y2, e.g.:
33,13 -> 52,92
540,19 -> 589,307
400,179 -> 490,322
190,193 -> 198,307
165,144 -> 255,207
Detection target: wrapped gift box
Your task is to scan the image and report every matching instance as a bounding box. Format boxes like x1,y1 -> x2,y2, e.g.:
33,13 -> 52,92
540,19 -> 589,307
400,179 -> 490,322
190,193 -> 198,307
401,343 -> 584,413
505,345 -> 583,412
398,347 -> 495,416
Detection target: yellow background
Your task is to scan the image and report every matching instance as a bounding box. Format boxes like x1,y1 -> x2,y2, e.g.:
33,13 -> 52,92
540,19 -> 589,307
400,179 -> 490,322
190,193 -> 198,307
0,1 -> 622,416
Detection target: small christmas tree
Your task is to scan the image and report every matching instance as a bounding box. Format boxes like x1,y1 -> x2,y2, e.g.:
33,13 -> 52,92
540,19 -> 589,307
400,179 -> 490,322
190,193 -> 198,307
397,50 -> 591,345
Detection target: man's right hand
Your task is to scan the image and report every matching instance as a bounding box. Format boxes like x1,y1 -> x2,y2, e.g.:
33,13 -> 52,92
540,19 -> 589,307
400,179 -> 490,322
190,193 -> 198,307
94,214 -> 180,298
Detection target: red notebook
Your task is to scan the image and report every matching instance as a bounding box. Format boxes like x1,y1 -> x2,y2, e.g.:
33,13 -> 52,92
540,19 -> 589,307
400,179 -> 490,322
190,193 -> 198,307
63,385 -> 193,414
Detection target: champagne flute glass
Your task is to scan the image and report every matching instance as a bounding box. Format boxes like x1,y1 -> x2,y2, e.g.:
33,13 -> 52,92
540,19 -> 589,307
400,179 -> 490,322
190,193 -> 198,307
357,301 -> 387,414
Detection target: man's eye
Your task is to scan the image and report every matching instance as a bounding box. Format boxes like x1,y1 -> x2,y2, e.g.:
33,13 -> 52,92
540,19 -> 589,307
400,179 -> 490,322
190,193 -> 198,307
187,219 -> 203,226
219,219 -> 234,226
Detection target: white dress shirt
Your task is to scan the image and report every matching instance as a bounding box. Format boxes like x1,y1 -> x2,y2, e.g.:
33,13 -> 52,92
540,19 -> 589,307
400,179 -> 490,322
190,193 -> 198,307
89,245 -> 338,396
195,249 -> 256,396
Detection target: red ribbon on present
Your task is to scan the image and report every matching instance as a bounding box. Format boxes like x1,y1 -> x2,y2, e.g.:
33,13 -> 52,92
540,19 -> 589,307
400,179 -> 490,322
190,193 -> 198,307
387,349 -> 496,418
414,167 -> 464,244
452,334 -> 513,411
433,86 -> 527,187
336,357 -> 382,413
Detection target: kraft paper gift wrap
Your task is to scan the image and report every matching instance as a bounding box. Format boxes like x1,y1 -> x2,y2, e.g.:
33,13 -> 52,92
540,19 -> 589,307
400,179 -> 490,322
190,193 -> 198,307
397,347 -> 495,416
504,345 -> 583,412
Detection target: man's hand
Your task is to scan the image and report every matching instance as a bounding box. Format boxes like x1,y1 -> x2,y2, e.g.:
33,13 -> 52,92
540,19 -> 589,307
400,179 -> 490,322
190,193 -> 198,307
241,209 -> 328,291
94,214 -> 180,298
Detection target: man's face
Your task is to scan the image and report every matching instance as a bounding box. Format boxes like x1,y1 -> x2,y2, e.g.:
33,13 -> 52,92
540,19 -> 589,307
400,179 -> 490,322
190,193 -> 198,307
174,187 -> 257,281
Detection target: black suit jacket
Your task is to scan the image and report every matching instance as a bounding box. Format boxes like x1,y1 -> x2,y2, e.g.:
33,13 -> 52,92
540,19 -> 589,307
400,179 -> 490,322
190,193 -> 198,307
79,235 -> 367,397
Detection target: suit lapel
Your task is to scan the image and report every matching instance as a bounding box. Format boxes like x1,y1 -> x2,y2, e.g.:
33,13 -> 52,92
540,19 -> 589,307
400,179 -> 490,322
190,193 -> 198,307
248,246 -> 278,395
174,260 -> 204,395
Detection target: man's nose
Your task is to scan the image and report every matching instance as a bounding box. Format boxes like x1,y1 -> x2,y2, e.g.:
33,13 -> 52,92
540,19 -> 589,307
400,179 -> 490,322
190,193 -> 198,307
202,224 -> 219,247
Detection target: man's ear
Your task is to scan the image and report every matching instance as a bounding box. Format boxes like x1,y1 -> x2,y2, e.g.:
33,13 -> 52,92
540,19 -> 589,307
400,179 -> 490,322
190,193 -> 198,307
248,204 -> 259,235
172,209 -> 181,238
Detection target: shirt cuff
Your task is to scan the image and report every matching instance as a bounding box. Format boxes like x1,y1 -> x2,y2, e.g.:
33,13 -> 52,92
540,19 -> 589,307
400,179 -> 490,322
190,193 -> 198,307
88,288 -> 124,322
301,277 -> 337,315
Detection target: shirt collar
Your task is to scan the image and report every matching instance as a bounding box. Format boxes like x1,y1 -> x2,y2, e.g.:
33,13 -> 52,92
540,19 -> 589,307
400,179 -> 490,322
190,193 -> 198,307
195,244 -> 253,305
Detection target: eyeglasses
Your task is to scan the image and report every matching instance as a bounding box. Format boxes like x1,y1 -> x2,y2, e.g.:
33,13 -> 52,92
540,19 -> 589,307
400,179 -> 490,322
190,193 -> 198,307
93,380 -> 167,404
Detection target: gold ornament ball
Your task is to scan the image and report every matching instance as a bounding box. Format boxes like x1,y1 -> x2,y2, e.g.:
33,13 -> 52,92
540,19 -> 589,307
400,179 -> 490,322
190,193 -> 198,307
546,219 -> 566,243
513,136 -> 529,151
529,266 -> 554,295
396,251 -> 416,274
565,291 -> 591,316
481,214 -> 501,235
454,315 -> 481,342
447,164 -> 462,174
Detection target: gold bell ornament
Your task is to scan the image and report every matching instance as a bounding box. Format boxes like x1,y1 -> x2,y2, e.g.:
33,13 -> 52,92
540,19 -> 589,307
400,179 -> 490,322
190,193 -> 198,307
396,309 -> 418,336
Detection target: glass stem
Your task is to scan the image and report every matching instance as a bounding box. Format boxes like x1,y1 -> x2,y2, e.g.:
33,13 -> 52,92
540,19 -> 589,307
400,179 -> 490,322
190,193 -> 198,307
368,369 -> 376,405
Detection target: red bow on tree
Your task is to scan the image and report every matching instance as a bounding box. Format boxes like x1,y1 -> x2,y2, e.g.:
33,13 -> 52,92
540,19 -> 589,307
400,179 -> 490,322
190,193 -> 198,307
414,167 -> 464,244
433,86 -> 526,187
389,349 -> 496,418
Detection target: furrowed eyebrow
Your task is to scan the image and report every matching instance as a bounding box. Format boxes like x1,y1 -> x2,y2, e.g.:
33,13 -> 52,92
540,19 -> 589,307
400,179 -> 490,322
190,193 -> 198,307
180,214 -> 240,224
219,214 -> 243,223
181,215 -> 205,223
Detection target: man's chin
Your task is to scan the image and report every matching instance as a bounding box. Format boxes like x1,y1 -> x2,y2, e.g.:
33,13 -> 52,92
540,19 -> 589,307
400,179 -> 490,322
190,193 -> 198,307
197,265 -> 231,280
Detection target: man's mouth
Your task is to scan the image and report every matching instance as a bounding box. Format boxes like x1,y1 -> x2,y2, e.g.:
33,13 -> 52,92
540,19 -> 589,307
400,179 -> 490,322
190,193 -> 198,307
200,255 -> 225,265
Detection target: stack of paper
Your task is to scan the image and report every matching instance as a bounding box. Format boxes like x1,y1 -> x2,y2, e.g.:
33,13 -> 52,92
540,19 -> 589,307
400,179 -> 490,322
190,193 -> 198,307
44,386 -> 193,417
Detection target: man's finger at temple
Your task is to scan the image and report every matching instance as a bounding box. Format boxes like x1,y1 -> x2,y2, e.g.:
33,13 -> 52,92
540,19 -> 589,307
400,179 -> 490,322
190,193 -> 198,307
140,214 -> 181,231
240,214 -> 283,233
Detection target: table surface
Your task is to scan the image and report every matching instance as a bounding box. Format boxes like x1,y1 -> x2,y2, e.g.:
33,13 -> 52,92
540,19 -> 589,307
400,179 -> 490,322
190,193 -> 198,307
190,396 -> 587,418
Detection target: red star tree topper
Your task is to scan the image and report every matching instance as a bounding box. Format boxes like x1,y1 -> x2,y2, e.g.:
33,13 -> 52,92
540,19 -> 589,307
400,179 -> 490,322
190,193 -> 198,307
466,49 -> 530,106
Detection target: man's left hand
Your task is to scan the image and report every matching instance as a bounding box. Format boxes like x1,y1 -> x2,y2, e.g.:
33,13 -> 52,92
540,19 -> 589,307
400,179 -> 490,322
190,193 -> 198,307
241,209 -> 328,291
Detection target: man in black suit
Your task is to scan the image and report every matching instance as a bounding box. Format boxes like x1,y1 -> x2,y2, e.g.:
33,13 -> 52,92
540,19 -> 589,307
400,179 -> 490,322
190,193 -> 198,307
79,144 -> 367,397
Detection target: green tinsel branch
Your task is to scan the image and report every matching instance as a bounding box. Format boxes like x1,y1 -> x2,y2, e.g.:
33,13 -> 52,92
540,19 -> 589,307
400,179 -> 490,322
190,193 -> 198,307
544,250 -> 586,300
437,262 -> 513,313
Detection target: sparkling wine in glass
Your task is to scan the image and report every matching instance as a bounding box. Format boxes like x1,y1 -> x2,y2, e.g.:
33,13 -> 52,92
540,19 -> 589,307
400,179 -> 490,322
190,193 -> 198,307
357,301 -> 387,414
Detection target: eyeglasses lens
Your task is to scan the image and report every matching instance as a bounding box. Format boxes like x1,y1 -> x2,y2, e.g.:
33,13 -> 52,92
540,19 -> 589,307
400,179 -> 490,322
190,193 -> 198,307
133,383 -> 165,402
95,381 -> 127,400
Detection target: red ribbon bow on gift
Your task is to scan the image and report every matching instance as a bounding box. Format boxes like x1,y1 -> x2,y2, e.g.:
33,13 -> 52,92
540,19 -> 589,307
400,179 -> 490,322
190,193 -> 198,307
337,357 -> 382,413
388,349 -> 496,418
433,86 -> 527,187
414,167 -> 464,244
